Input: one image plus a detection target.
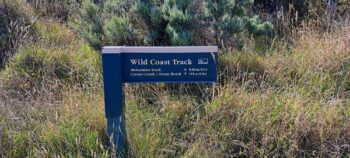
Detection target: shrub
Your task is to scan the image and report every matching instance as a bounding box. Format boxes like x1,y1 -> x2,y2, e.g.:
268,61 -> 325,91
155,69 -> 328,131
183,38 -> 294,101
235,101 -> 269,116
74,0 -> 274,49
73,0 -> 136,49
104,17 -> 135,46
133,0 -> 194,46
205,0 -> 274,48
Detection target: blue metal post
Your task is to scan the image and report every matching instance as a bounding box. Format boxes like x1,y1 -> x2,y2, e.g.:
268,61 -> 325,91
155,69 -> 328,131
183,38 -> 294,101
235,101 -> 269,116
102,52 -> 127,156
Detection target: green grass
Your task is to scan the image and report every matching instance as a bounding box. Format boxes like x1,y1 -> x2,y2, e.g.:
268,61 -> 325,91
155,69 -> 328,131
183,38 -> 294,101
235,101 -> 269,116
0,14 -> 106,157
123,24 -> 350,157
0,92 -> 109,157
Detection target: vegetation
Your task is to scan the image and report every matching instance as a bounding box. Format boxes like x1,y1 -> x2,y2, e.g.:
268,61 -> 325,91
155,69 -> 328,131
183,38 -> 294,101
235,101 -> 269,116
75,0 -> 273,49
0,0 -> 36,69
1,0 -> 350,157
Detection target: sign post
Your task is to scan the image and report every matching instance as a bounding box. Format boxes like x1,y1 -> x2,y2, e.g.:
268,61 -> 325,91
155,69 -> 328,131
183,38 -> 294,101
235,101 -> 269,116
102,46 -> 218,156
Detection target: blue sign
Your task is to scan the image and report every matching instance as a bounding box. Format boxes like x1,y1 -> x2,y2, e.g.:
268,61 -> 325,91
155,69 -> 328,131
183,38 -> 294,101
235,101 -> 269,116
101,46 -> 218,156
122,53 -> 217,83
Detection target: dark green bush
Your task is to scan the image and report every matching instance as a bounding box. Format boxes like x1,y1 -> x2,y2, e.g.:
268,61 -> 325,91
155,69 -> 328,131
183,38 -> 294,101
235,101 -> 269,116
131,0 -> 198,46
74,0 -> 136,49
74,0 -> 274,49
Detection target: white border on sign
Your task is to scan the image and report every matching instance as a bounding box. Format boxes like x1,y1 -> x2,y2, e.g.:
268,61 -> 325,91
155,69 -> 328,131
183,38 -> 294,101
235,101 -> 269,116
102,46 -> 218,54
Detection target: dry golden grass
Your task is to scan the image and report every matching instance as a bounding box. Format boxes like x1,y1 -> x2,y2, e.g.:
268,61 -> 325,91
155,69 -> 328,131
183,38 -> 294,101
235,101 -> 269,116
124,20 -> 350,157
1,1 -> 350,157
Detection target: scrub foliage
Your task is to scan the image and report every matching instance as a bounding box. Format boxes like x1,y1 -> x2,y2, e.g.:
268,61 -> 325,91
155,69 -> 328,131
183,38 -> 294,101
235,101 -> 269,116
75,0 -> 273,49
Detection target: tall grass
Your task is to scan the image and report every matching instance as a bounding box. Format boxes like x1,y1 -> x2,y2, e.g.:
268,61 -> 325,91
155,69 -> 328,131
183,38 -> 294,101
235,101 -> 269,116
1,1 -> 350,157
0,91 -> 109,157
124,19 -> 350,157
0,0 -> 36,69
0,12 -> 105,157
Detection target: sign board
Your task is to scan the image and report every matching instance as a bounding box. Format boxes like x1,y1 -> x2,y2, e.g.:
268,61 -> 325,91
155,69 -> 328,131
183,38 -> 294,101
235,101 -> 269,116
102,46 -> 218,155
103,46 -> 218,83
